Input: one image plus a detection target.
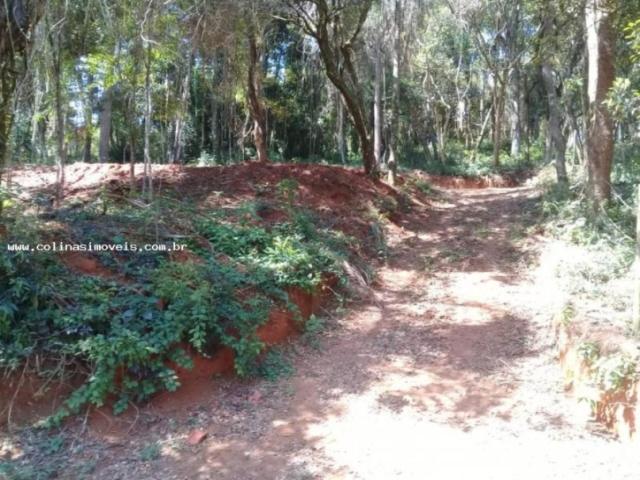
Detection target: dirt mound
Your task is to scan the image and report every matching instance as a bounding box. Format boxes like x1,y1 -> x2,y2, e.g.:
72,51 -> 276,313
411,171 -> 521,189
10,161 -> 397,204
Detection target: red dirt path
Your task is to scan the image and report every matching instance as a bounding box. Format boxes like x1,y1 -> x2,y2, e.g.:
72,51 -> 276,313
3,165 -> 637,479
51,184 -> 640,479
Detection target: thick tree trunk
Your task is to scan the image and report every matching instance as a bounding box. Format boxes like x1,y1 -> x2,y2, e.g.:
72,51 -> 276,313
98,87 -> 113,163
508,65 -> 521,158
585,0 -> 615,207
247,28 -> 268,163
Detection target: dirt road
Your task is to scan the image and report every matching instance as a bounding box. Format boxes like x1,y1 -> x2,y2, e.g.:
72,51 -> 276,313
88,186 -> 639,480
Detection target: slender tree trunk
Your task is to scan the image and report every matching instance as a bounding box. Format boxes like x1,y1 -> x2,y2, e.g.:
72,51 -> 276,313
0,71 -> 16,195
633,184 -> 640,333
143,42 -> 153,199
211,93 -> 218,156
247,28 -> 268,163
585,0 -> 616,207
80,71 -> 94,163
172,53 -> 192,164
303,0 -> 376,176
473,105 -> 493,160
336,89 -> 346,164
492,76 -> 506,167
0,0 -> 45,202
387,0 -> 402,186
373,41 -> 383,170
542,62 -> 568,184
52,32 -> 66,204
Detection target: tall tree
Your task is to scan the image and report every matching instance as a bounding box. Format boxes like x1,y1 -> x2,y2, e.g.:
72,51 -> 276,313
373,32 -> 383,170
288,0 -> 377,176
539,2 -> 569,184
247,23 -> 269,163
585,0 -> 616,206
47,1 -> 67,202
0,0 -> 45,191
386,0 -> 404,186
98,86 -> 113,162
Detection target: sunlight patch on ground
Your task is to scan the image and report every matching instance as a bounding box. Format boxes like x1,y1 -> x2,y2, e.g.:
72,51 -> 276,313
306,400 -> 638,479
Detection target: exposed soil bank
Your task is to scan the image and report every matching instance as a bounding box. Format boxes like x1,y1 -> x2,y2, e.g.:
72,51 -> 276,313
554,315 -> 639,442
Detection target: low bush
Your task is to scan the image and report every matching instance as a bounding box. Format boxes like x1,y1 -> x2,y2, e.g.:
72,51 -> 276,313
0,192 -> 349,423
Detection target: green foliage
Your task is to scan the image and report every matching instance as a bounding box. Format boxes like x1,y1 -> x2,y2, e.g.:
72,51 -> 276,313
541,178 -> 634,260
194,210 -> 345,292
0,225 -> 58,370
276,178 -> 299,207
407,177 -> 434,196
302,314 -> 325,348
594,354 -> 637,393
1,195 -> 348,422
555,303 -> 576,327
404,139 -> 541,178
577,341 -> 601,365
251,348 -> 294,381
152,260 -> 271,374
139,442 -> 162,462
0,461 -> 55,480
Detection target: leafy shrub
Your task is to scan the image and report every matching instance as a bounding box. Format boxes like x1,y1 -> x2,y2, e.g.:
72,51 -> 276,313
594,354 -> 637,393
250,348 -> 294,381
194,211 -> 344,292
1,198 -> 348,423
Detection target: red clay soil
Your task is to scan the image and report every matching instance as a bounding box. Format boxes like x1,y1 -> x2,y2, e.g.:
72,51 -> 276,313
3,162 -> 396,431
86,282 -> 332,435
9,162 -> 418,251
10,162 -> 398,207
169,284 -> 330,383
0,371 -> 81,429
59,251 -> 130,283
410,170 -> 521,189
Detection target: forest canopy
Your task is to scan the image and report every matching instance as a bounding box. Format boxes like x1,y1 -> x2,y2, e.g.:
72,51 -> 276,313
0,0 -> 638,204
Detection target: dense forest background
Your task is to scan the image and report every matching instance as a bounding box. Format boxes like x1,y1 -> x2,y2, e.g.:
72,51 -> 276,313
1,0 -> 639,203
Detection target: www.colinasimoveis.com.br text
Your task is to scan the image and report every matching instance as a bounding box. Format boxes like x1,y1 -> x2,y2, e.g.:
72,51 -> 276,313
5,242 -> 187,253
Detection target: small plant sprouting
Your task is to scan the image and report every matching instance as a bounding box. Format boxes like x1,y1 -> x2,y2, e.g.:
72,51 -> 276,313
139,442 -> 161,462
577,341 -> 601,365
277,178 -> 299,209
302,314 -> 325,348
